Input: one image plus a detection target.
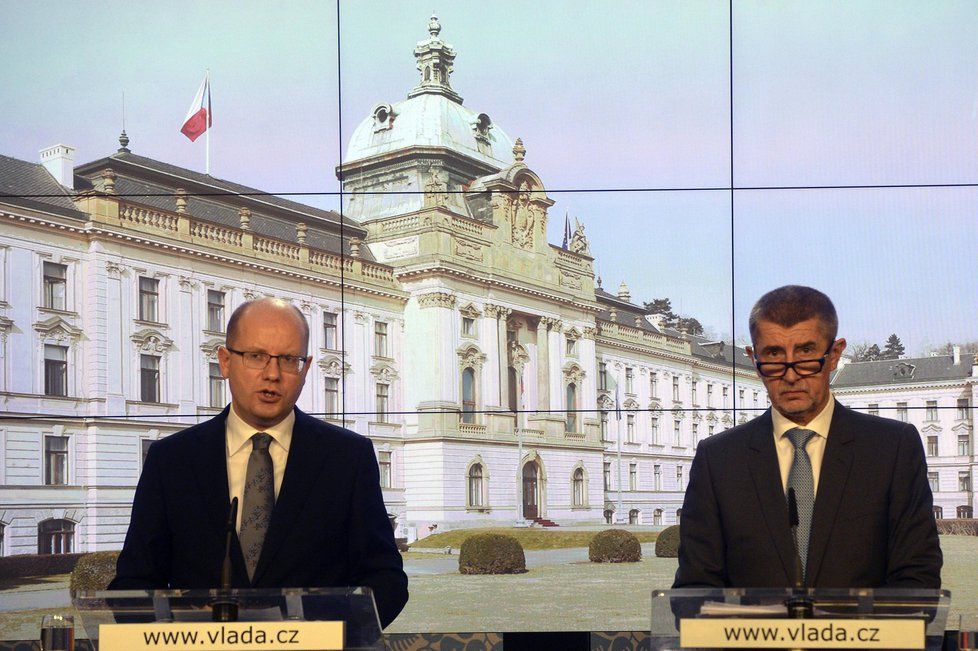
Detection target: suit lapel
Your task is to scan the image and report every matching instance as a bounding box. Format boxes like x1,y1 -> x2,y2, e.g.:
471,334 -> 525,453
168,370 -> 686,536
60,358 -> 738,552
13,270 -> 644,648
252,409 -> 329,584
805,402 -> 856,585
191,409 -> 234,539
747,411 -> 797,585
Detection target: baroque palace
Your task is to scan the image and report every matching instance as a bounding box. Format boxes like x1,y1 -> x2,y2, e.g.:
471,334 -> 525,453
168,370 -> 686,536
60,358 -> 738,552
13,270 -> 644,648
0,17 -> 973,556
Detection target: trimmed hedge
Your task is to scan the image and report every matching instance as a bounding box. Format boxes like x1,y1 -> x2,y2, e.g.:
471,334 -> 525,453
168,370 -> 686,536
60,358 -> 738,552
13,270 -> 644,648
458,533 -> 527,574
937,519 -> 978,536
70,551 -> 120,593
0,552 -> 85,578
589,529 -> 641,563
655,525 -> 681,558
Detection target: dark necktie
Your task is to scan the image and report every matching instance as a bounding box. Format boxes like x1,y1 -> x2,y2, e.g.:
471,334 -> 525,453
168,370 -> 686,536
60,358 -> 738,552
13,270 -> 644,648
786,427 -> 816,579
239,432 -> 274,581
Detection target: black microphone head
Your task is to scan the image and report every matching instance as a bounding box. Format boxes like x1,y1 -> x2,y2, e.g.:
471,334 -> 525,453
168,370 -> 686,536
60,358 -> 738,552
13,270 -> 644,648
787,487 -> 799,526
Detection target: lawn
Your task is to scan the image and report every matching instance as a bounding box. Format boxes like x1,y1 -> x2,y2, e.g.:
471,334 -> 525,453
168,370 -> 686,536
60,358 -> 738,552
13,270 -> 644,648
410,527 -> 660,550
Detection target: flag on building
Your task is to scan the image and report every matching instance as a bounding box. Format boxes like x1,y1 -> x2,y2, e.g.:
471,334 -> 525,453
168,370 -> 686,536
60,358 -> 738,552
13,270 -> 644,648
181,73 -> 212,142
561,212 -> 572,249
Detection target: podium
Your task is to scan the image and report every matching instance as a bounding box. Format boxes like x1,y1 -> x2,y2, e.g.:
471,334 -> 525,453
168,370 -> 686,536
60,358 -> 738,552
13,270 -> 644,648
651,588 -> 950,650
72,588 -> 384,650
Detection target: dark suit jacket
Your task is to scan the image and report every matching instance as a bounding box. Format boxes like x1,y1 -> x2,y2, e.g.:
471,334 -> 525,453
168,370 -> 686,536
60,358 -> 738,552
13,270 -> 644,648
110,407 -> 408,628
674,402 -> 942,589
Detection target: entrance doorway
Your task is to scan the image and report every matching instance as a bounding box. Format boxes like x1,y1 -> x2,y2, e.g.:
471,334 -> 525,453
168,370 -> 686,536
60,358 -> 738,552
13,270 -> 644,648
522,461 -> 539,519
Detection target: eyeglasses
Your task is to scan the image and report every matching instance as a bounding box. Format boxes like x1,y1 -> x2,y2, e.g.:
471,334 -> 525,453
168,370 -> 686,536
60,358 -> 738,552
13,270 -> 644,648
225,346 -> 309,374
754,343 -> 835,379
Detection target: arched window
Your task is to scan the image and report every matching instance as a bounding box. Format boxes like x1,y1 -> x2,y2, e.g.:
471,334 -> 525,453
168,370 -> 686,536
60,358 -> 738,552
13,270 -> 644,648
38,519 -> 74,554
572,468 -> 585,506
565,382 -> 577,433
468,463 -> 485,508
604,510 -> 614,524
629,509 -> 640,524
933,505 -> 943,519
676,508 -> 683,524
653,508 -> 663,525
461,368 -> 476,424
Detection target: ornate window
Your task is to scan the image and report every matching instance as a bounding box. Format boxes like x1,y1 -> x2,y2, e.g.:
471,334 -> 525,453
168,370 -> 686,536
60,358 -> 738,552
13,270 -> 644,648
324,377 -> 339,417
653,509 -> 663,525
927,436 -> 938,457
598,362 -> 608,391
925,400 -> 938,421
897,402 -> 908,422
672,376 -> 680,402
651,417 -> 660,444
676,465 -> 684,490
604,510 -> 614,524
38,519 -> 74,554
138,276 -> 159,322
600,411 -> 609,441
928,472 -> 939,492
565,382 -> 578,433
379,451 -> 392,489
629,509 -> 639,524
673,420 -> 682,446
603,462 -> 611,491
206,290 -> 225,332
958,434 -> 971,457
676,508 -> 683,524
44,345 -> 68,397
375,383 -> 389,422
572,467 -> 586,507
208,362 -> 224,408
958,398 -> 972,421
958,506 -> 973,518
629,463 -> 637,491
654,464 -> 662,490
461,367 -> 477,423
323,312 -> 338,350
42,262 -> 67,310
958,471 -> 971,492
374,321 -> 389,357
44,435 -> 68,485
140,354 -> 160,402
650,372 -> 658,397
625,367 -> 634,394
467,463 -> 485,508
933,505 -> 943,519
626,414 -> 636,443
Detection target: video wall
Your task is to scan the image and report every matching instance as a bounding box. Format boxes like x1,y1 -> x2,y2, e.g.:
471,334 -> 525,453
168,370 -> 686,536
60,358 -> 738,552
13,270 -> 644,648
1,0 -> 977,634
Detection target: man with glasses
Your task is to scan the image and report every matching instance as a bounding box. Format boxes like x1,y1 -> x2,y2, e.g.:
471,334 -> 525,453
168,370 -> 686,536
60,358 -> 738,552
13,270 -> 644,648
674,285 -> 941,589
112,298 -> 408,627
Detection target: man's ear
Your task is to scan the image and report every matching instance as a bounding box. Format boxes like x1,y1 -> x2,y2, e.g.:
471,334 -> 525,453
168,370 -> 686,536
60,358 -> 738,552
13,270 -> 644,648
217,345 -> 231,379
745,345 -> 755,362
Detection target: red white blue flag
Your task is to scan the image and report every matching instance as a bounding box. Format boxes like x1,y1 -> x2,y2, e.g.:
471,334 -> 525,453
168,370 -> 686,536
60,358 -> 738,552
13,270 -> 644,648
181,74 -> 212,142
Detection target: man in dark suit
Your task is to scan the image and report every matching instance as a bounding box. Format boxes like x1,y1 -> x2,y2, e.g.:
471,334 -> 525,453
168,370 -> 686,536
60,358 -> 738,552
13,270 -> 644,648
111,298 -> 408,628
674,285 -> 941,589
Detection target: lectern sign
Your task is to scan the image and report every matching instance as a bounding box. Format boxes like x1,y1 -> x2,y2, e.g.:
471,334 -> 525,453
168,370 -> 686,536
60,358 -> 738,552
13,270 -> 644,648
680,618 -> 925,649
98,621 -> 344,650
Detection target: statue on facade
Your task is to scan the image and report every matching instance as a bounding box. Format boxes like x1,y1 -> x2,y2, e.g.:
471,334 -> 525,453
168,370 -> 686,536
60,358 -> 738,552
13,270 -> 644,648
423,168 -> 448,207
512,180 -> 535,249
569,218 -> 591,256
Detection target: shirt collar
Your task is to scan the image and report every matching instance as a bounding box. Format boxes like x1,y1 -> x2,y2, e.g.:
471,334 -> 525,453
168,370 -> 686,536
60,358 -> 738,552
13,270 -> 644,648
772,391 -> 835,441
226,403 -> 294,457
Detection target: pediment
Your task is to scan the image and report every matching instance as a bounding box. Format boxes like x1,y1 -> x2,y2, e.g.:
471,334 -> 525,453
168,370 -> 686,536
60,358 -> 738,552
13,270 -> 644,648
33,315 -> 82,341
318,355 -> 351,377
131,327 -> 173,352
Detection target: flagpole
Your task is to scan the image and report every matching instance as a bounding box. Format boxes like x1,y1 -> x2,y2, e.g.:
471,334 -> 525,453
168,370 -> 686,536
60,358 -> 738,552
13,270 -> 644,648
205,69 -> 211,175
615,373 -> 623,524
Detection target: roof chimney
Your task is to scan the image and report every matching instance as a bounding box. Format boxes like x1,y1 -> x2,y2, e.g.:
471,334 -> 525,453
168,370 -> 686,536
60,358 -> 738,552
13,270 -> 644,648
953,345 -> 961,365
39,144 -> 75,190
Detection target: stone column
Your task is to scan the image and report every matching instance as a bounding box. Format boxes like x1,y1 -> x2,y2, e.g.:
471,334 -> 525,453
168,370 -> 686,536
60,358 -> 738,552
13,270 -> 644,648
486,304 -> 511,408
536,318 -> 551,410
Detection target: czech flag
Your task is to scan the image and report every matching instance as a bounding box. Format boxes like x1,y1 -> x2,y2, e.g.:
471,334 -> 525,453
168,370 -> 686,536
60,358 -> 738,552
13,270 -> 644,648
180,74 -> 212,142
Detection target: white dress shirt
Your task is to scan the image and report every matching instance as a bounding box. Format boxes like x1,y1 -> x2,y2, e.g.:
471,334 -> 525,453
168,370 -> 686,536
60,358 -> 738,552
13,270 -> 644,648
772,393 -> 835,496
225,404 -> 293,533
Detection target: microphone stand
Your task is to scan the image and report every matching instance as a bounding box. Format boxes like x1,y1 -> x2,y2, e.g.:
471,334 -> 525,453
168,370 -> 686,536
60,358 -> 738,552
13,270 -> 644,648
212,497 -> 239,622
785,488 -> 813,619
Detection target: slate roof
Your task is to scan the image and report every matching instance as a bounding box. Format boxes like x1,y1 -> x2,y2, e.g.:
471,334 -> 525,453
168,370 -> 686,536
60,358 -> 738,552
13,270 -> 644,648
832,354 -> 973,387
73,150 -> 372,260
0,154 -> 87,220
594,287 -> 754,370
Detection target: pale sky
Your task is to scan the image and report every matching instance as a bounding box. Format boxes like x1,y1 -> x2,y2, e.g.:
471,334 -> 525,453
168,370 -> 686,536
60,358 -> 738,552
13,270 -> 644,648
2,0 -> 976,354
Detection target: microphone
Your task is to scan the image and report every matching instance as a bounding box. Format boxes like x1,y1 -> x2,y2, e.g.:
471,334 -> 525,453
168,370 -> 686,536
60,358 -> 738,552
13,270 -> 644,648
787,488 -> 804,589
784,488 -> 813,619
212,497 -> 239,622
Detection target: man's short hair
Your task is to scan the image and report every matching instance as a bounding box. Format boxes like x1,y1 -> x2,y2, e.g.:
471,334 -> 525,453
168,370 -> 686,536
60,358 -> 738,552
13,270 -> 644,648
226,298 -> 310,350
748,285 -> 838,344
